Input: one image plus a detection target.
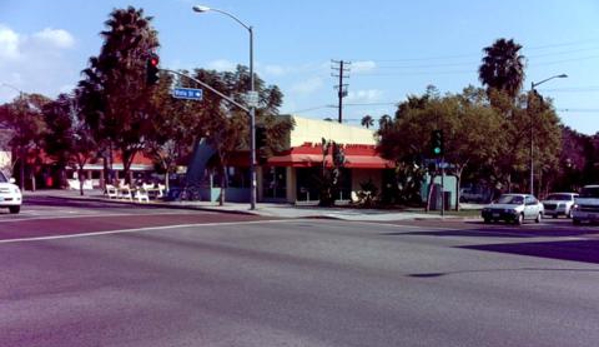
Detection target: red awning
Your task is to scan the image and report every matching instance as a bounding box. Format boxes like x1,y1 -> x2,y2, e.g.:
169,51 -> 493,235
267,154 -> 393,169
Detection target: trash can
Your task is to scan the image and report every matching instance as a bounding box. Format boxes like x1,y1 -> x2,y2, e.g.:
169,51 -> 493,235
443,191 -> 452,210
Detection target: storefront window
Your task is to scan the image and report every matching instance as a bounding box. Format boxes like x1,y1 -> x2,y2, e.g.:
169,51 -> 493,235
263,166 -> 287,200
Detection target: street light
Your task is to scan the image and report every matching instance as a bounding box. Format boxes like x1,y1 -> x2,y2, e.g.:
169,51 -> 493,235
529,73 -> 567,195
0,82 -> 23,99
192,5 -> 258,210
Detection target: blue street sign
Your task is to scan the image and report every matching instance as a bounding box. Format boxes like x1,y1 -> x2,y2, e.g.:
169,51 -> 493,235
172,87 -> 203,100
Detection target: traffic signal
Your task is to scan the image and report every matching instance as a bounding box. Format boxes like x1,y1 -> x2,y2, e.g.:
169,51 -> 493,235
255,125 -> 268,165
431,129 -> 444,156
146,53 -> 160,85
255,125 -> 267,149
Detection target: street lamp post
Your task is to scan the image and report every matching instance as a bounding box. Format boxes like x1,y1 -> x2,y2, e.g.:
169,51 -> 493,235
529,74 -> 567,195
192,5 -> 257,210
1,82 -> 23,99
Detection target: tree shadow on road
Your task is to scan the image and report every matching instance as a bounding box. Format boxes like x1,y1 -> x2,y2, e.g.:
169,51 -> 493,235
382,225 -> 599,239
458,239 -> 599,265
408,266 -> 599,278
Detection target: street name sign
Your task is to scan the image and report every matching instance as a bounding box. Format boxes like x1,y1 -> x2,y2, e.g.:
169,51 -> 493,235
172,87 -> 203,101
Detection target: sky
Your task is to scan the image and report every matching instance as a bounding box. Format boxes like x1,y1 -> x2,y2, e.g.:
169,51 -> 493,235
1,0 -> 599,134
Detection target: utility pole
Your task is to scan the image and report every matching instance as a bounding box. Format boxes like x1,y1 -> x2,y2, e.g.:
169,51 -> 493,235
331,60 -> 351,123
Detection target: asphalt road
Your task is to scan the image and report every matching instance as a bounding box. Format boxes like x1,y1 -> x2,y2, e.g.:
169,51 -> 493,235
2,197 -> 599,346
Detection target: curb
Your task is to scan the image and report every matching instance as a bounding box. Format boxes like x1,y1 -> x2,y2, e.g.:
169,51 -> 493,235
37,194 -> 260,217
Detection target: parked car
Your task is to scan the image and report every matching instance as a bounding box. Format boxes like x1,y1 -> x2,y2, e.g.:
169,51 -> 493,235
542,192 -> 578,219
572,185 -> 599,225
481,193 -> 543,225
459,187 -> 487,203
0,171 -> 22,214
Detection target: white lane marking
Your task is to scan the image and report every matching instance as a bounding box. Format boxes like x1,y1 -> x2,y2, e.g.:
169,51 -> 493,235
0,211 -> 218,223
0,219 -> 298,244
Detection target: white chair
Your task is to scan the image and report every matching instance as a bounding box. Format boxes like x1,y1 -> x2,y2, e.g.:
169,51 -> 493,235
106,184 -> 119,199
134,188 -> 150,203
156,184 -> 166,198
119,184 -> 133,201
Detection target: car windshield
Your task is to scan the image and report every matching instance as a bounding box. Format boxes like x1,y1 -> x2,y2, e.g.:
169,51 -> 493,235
496,195 -> 524,205
580,187 -> 599,198
0,171 -> 7,183
545,194 -> 573,201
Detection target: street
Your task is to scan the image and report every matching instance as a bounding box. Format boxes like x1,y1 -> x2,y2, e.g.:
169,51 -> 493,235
1,197 -> 599,346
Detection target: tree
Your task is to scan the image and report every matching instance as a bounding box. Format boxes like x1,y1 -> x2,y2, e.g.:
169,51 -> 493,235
316,138 -> 345,207
377,87 -> 504,208
479,38 -> 526,100
192,65 -> 292,205
361,114 -> 374,129
78,6 -> 159,185
145,70 -> 203,191
0,93 -> 50,190
43,92 -> 97,195
378,114 -> 392,130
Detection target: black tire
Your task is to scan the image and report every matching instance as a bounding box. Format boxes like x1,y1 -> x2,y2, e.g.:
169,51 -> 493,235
9,206 -> 20,214
573,218 -> 581,226
535,212 -> 542,223
552,215 -> 557,219
568,209 -> 574,219
516,213 -> 524,225
483,218 -> 491,224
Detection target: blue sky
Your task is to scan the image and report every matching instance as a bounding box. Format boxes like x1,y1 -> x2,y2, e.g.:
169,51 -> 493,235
1,0 -> 599,134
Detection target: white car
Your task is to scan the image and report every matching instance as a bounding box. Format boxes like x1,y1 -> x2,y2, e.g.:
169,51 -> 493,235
542,192 -> 578,219
0,171 -> 22,214
481,193 -> 544,225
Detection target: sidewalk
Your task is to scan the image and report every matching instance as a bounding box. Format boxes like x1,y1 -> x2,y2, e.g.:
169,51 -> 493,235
25,189 -> 464,222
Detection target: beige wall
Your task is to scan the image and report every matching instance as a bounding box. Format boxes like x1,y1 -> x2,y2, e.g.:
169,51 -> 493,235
0,151 -> 11,174
289,115 -> 377,147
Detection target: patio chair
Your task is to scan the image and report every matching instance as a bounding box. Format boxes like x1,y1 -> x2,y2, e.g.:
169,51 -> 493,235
134,187 -> 150,203
105,184 -> 119,199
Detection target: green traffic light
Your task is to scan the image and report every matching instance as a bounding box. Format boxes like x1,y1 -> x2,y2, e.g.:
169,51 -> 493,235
434,147 -> 441,155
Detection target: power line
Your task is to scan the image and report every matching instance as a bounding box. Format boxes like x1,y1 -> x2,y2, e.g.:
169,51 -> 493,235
540,86 -> 599,93
287,105 -> 335,114
348,39 -> 599,67
558,108 -> 599,113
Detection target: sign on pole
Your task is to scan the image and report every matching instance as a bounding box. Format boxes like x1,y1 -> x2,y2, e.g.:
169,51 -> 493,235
172,87 -> 203,101
246,91 -> 259,108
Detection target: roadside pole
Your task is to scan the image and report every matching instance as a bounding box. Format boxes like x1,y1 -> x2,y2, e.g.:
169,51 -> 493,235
441,158 -> 445,217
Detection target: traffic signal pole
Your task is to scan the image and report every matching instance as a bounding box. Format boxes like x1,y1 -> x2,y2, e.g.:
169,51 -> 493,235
441,156 -> 445,217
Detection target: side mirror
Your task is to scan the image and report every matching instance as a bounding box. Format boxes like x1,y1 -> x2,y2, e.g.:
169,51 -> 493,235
9,178 -> 15,184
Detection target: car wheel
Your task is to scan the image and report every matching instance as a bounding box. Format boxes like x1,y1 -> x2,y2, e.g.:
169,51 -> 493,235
568,209 -> 574,219
483,218 -> 491,224
9,206 -> 20,214
535,212 -> 542,223
552,215 -> 557,219
573,218 -> 581,225
516,213 -> 524,225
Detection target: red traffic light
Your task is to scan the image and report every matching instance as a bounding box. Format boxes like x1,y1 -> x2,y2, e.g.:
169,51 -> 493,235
146,53 -> 160,85
149,55 -> 159,67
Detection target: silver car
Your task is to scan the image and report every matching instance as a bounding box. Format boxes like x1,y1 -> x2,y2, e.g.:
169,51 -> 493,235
542,193 -> 578,219
481,194 -> 544,225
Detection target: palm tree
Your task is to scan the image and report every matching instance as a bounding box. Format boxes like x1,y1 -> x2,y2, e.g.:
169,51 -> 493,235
378,114 -> 392,130
478,38 -> 526,100
361,114 -> 374,129
79,6 -> 159,185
